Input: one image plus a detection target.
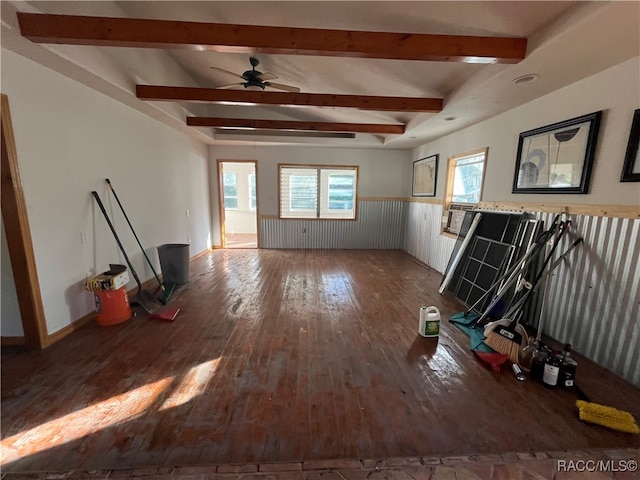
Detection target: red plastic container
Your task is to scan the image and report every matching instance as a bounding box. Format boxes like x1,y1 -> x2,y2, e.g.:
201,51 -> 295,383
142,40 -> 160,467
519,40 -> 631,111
94,286 -> 132,326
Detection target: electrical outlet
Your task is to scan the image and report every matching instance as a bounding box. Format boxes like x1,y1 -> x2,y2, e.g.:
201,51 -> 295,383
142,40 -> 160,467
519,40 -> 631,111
187,235 -> 191,243
186,209 -> 190,218
80,231 -> 88,244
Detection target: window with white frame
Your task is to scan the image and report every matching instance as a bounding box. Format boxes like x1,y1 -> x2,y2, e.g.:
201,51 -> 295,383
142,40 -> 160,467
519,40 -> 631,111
279,165 -> 358,219
223,172 -> 238,209
248,173 -> 256,210
443,148 -> 487,234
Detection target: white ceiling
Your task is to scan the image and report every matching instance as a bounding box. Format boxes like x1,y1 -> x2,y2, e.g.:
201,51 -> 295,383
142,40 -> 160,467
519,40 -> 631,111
2,1 -> 639,149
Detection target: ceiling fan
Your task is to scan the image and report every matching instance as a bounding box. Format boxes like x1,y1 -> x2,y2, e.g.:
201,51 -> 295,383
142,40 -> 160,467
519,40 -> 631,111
210,57 -> 300,93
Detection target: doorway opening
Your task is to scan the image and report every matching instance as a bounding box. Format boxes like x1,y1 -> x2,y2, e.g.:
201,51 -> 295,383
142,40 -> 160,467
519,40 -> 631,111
218,160 -> 258,249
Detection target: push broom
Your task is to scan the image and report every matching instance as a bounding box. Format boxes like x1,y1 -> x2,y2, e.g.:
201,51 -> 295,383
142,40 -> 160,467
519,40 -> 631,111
105,179 -> 175,305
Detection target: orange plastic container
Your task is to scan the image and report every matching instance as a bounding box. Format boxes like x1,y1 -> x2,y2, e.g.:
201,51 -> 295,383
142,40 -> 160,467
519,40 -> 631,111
94,286 -> 132,326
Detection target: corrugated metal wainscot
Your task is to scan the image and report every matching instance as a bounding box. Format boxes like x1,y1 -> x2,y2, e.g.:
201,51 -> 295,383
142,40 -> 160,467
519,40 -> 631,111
259,200 -> 406,249
536,212 -> 640,386
403,200 -> 456,274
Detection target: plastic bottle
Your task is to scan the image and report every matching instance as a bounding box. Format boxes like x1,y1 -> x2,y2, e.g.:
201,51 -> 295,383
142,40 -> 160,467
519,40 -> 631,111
560,343 -> 578,388
543,350 -> 561,388
419,306 -> 440,337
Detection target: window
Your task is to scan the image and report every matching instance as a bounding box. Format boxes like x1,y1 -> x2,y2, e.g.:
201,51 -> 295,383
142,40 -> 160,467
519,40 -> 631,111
444,148 -> 487,234
279,165 -> 357,219
248,173 -> 256,210
223,172 -> 238,209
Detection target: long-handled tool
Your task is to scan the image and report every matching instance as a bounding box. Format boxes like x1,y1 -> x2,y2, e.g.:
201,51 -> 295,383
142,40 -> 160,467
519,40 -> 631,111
484,223 -> 581,362
500,237 -> 584,335
91,191 -> 159,313
469,215 -> 561,327
105,179 -> 175,305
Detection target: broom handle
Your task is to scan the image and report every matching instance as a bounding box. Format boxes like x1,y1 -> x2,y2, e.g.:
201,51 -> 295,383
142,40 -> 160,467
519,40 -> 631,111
502,236 -> 583,321
474,221 -> 558,324
487,215 -> 564,318
106,179 -> 164,290
91,191 -> 142,295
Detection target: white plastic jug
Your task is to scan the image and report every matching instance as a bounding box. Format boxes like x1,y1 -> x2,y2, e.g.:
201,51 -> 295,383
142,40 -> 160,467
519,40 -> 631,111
419,306 -> 440,338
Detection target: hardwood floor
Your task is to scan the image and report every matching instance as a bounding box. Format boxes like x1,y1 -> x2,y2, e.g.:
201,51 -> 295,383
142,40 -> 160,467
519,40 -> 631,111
1,249 -> 638,472
225,233 -> 257,249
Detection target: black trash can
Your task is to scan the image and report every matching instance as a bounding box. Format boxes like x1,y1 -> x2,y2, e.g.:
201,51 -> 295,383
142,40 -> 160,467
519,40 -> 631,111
157,243 -> 190,284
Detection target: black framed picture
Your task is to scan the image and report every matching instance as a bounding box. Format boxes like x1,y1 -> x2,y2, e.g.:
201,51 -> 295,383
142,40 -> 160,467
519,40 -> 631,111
621,109 -> 640,182
513,111 -> 602,194
412,154 -> 438,197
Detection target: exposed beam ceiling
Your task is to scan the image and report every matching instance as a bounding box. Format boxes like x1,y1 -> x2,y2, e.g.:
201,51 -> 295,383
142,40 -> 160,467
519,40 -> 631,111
137,86 -> 443,112
186,117 -> 404,134
17,12 -> 527,64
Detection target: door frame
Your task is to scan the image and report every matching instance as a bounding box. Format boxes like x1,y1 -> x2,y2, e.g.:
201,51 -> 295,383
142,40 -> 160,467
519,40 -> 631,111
216,159 -> 260,248
1,94 -> 48,348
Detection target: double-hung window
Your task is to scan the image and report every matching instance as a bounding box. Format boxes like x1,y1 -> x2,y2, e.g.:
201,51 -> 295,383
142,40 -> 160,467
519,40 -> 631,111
279,165 -> 358,219
443,148 -> 487,234
222,172 -> 238,209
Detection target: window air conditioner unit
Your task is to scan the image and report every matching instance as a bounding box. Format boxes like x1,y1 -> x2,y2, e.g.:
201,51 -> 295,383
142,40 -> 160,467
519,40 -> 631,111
447,204 -> 476,234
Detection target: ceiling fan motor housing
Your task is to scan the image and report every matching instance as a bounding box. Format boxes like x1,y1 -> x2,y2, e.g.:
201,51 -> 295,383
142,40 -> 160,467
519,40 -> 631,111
242,57 -> 266,89
243,81 -> 266,90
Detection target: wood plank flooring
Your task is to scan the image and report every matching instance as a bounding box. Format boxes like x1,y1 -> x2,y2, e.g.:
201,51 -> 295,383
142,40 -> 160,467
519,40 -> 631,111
225,233 -> 258,249
1,249 -> 638,472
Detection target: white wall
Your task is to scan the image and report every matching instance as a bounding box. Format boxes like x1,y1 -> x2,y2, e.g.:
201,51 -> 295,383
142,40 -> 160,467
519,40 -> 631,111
1,212 -> 23,337
209,145 -> 411,246
1,48 -> 211,336
413,56 -> 640,207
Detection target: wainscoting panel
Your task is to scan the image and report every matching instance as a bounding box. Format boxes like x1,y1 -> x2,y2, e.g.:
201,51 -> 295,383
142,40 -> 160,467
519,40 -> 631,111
259,200 -> 406,250
403,201 -> 455,274
536,212 -> 640,386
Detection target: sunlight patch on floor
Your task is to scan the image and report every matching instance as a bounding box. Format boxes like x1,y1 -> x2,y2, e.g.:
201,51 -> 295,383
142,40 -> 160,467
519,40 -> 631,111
0,377 -> 173,466
160,358 -> 220,411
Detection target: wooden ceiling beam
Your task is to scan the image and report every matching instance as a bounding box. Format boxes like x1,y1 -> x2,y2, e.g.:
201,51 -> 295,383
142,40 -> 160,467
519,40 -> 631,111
187,117 -> 405,134
17,13 -> 527,63
137,85 -> 442,112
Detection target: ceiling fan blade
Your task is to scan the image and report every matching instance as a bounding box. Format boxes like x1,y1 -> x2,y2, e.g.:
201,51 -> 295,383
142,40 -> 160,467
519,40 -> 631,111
266,82 -> 301,93
215,82 -> 244,89
209,66 -> 245,81
256,72 -> 278,81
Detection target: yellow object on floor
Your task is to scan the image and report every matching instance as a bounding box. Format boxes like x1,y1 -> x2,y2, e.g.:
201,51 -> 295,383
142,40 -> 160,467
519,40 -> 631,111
576,400 -> 640,434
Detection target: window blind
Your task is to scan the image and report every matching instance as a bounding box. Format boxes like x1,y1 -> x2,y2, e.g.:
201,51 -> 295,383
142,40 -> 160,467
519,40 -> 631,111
280,166 -> 357,219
